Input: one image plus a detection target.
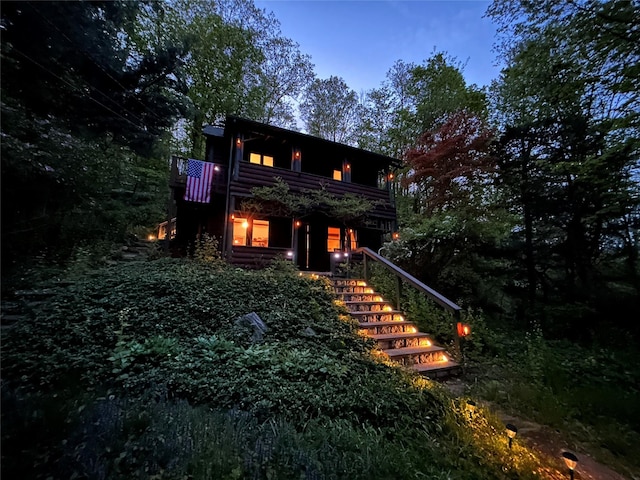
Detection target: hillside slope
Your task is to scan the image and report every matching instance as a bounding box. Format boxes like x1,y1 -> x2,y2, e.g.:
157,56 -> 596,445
1,259 -> 559,479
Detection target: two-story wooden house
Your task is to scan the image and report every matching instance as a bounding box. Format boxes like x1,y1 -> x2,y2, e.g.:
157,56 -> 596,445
168,116 -> 398,271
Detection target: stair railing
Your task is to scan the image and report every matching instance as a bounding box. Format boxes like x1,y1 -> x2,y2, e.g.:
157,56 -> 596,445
353,246 -> 462,353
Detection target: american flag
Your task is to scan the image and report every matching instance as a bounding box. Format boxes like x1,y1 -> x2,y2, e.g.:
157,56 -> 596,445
184,159 -> 215,203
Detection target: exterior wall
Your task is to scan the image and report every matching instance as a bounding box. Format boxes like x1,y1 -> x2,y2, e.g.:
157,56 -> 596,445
169,117 -> 398,270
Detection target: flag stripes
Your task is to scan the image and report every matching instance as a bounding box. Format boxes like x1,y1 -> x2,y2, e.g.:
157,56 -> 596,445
184,159 -> 215,203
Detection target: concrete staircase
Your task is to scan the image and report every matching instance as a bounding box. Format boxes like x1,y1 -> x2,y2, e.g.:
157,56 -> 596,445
332,278 -> 460,378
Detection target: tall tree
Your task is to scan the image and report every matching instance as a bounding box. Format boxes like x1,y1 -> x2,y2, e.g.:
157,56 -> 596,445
300,76 -> 360,144
1,1 -> 186,260
410,53 -> 487,133
385,111 -> 511,302
245,36 -> 314,129
488,0 -> 640,332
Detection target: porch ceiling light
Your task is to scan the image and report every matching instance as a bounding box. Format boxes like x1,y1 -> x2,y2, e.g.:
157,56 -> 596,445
561,452 -> 578,480
505,424 -> 518,448
242,220 -> 249,229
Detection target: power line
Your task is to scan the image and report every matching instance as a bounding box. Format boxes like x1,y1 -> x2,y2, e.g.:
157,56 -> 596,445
11,45 -> 148,133
27,1 -> 168,124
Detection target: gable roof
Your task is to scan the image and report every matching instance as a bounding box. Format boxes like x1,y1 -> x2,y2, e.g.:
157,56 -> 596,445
204,115 -> 401,169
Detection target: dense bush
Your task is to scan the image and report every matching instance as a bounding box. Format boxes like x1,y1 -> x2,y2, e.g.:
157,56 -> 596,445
2,259 -> 556,479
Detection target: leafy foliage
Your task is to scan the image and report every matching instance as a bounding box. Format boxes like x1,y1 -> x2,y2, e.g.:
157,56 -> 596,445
246,177 -> 377,228
300,76 -> 360,144
2,260 -> 557,479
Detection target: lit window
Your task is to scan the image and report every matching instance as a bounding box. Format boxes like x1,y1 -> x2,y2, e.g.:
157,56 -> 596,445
250,152 -> 274,167
347,229 -> 357,250
327,227 -> 341,252
333,169 -> 342,181
233,218 -> 248,246
251,220 -> 269,247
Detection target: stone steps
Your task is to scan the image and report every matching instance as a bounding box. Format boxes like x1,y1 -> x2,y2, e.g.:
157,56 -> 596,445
331,278 -> 459,378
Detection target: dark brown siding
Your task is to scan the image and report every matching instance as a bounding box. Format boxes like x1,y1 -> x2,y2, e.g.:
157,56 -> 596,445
230,246 -> 292,269
230,162 -> 396,221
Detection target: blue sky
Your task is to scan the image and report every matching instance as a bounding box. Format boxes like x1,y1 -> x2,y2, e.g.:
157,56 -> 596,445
255,0 -> 501,94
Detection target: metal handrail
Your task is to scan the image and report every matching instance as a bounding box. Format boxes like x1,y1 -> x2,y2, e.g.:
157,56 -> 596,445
353,246 -> 461,316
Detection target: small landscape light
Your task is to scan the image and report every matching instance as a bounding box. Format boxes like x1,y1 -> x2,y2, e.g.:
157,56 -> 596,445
457,322 -> 471,337
334,252 -> 341,259
505,424 -> 518,448
286,251 -> 294,258
561,451 -> 578,480
466,400 -> 476,419
214,165 -> 220,171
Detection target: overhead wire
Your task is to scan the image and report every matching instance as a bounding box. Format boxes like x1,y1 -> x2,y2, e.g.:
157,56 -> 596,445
26,1 -> 170,125
10,45 -> 148,133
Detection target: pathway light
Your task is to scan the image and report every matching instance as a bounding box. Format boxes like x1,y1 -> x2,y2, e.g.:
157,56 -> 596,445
505,424 -> 518,448
561,451 -> 578,480
466,400 -> 476,419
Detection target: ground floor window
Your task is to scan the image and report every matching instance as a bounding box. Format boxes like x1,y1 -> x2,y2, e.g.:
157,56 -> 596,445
327,227 -> 341,252
251,220 -> 269,247
346,228 -> 357,250
233,217 -> 249,245
233,217 -> 270,247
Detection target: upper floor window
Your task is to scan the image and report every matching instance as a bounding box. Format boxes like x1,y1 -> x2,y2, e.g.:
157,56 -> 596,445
250,152 -> 274,167
333,170 -> 342,181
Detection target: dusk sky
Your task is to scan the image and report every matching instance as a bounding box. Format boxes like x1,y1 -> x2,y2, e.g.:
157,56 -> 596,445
255,0 -> 501,94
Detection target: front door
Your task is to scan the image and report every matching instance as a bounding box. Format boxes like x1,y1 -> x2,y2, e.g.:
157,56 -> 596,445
296,218 -> 332,271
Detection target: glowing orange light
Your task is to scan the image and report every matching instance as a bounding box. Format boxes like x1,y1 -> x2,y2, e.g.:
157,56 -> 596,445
357,281 -> 367,287
231,214 -> 235,220
383,305 -> 393,312
294,150 -> 300,159
236,138 -> 242,146
440,354 -> 448,362
408,326 -> 417,333
295,220 -> 301,227
148,235 -> 156,241
375,296 -> 383,302
242,220 -> 249,229
392,232 -> 399,240
457,322 -> 471,337
346,164 -> 350,170
364,288 -> 374,294
389,173 -> 394,180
